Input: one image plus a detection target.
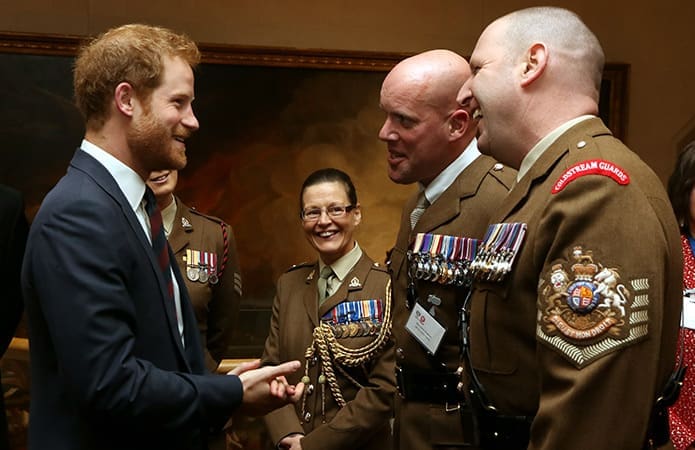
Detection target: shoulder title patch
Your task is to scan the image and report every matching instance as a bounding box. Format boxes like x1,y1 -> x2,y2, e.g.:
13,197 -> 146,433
552,159 -> 630,194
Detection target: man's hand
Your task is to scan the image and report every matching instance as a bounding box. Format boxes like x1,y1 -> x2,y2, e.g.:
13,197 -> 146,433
228,359 -> 304,416
278,433 -> 304,449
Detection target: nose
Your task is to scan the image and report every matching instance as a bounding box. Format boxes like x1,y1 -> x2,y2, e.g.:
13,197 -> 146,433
183,105 -> 200,131
316,209 -> 332,225
378,118 -> 396,142
456,80 -> 474,113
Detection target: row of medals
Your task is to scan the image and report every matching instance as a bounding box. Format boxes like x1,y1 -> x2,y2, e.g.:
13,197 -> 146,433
326,319 -> 381,338
186,264 -> 219,284
407,251 -> 472,286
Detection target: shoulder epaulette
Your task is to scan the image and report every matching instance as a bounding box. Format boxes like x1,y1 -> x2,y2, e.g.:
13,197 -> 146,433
286,261 -> 314,273
188,207 -> 229,227
370,262 -> 389,274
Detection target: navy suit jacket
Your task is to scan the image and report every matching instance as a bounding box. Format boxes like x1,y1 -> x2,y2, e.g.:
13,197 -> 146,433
22,150 -> 243,450
0,185 -> 28,449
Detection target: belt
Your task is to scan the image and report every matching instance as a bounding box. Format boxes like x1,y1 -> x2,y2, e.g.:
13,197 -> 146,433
396,365 -> 464,404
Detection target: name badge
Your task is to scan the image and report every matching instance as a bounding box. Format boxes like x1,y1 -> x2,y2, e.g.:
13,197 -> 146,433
405,302 -> 446,355
682,289 -> 695,330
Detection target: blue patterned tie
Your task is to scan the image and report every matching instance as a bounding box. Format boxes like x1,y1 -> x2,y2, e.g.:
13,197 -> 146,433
144,187 -> 174,300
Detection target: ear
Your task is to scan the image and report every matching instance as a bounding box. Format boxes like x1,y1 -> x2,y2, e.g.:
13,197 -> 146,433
520,43 -> 548,88
448,109 -> 471,141
114,82 -> 136,118
352,203 -> 362,227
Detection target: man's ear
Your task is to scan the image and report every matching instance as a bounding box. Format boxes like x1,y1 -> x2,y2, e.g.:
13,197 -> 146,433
520,43 -> 548,87
114,82 -> 136,117
448,109 -> 471,141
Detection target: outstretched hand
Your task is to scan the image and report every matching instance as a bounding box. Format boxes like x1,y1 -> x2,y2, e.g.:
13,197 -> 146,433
228,359 -> 304,416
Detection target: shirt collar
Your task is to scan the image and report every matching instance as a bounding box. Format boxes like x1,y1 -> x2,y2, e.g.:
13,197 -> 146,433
423,138 -> 481,204
320,242 -> 363,282
161,197 -> 178,237
80,139 -> 146,212
517,115 -> 595,182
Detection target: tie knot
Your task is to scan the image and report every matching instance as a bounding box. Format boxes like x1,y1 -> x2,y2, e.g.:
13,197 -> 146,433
320,265 -> 334,280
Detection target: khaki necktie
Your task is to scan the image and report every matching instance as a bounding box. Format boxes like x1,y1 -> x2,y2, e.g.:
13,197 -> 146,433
410,192 -> 429,230
317,266 -> 335,304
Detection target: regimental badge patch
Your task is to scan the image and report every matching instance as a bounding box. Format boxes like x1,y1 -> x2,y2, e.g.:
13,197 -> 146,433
537,246 -> 650,368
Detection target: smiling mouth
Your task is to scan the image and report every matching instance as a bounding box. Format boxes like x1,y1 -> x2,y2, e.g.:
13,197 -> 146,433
318,231 -> 338,238
149,172 -> 170,183
472,108 -> 483,120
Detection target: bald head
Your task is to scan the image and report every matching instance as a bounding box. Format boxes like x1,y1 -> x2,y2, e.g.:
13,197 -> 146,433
497,7 -> 605,97
383,49 -> 471,113
379,50 -> 477,186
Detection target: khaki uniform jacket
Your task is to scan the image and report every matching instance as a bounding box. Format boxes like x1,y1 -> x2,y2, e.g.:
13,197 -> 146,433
388,154 -> 516,448
468,118 -> 682,449
169,197 -> 242,372
262,253 -> 395,450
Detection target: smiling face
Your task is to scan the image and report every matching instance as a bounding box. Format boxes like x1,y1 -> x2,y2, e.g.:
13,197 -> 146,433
301,181 -> 361,265
146,169 -> 178,208
457,20 -> 523,168
129,55 -> 199,173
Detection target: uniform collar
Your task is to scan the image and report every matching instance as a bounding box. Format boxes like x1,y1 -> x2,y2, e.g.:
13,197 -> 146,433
319,242 -> 363,283
517,115 -> 596,182
422,138 -> 481,205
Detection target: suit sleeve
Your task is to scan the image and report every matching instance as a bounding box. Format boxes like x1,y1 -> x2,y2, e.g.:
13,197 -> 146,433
528,173 -> 680,450
207,223 -> 242,363
262,277 -> 306,445
0,190 -> 28,355
24,197 -> 243,430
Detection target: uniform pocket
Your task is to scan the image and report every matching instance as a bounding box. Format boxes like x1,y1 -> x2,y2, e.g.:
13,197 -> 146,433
469,284 -> 518,375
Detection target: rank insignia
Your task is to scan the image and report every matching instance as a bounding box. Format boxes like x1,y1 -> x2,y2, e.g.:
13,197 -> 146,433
537,246 -> 649,368
347,277 -> 362,289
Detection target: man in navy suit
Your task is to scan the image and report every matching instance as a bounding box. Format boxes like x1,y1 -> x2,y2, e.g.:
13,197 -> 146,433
21,24 -> 302,450
0,185 -> 28,450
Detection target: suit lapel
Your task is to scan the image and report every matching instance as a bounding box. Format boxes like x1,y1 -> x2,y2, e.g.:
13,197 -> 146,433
167,197 -> 191,255
413,155 -> 491,234
69,149 -> 188,363
302,263 -> 320,327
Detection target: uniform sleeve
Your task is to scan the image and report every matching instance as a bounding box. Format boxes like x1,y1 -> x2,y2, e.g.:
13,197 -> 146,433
207,223 -> 242,363
529,173 -> 681,450
262,278 -> 305,445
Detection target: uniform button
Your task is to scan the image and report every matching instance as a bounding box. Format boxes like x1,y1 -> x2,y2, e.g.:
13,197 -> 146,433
577,140 -> 587,149
493,163 -> 504,171
396,347 -> 405,360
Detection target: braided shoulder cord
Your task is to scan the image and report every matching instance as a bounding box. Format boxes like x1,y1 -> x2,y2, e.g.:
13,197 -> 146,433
218,222 -> 228,276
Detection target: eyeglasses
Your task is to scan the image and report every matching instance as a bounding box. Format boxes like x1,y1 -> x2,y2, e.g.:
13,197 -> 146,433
301,205 -> 355,222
